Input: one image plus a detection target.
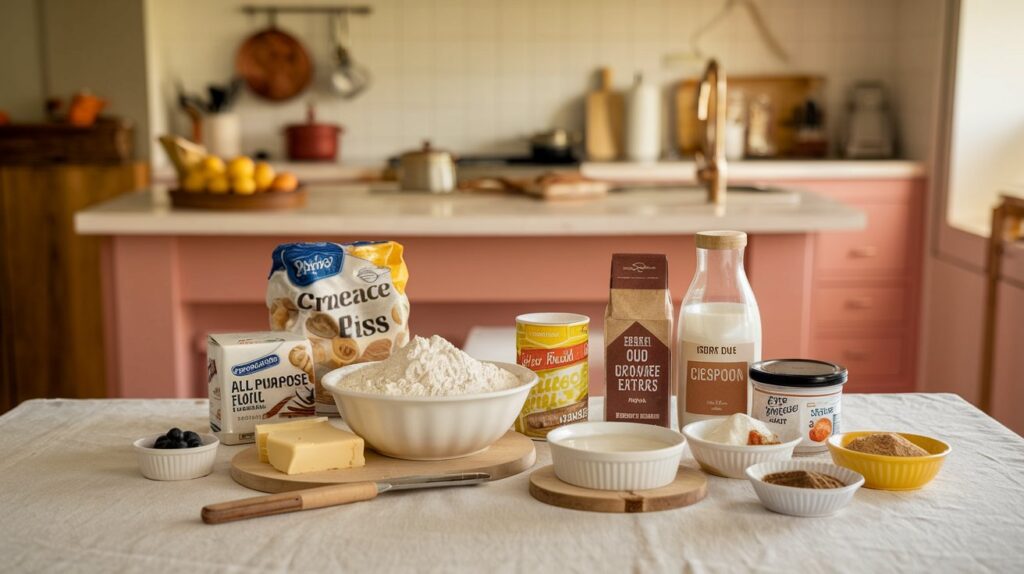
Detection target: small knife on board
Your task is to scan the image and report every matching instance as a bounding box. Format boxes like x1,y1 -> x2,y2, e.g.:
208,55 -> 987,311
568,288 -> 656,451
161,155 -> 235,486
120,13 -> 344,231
202,473 -> 490,524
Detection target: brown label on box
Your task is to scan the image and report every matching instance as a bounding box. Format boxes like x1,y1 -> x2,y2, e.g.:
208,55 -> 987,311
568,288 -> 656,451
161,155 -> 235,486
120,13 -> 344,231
605,322 -> 671,425
682,341 -> 753,416
610,254 -> 667,290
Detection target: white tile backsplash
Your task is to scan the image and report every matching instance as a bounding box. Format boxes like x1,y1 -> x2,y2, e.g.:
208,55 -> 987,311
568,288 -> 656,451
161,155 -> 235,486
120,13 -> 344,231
150,0 -> 922,163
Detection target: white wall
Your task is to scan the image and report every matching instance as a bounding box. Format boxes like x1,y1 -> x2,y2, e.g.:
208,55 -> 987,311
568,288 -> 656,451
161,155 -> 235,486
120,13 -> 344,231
0,0 -> 45,122
148,0 -> 905,163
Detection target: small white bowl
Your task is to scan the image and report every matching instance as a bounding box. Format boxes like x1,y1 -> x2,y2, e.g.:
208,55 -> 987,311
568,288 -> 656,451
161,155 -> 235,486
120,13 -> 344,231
547,422 -> 685,491
746,460 -> 865,517
322,361 -> 538,460
133,433 -> 219,481
682,419 -> 801,479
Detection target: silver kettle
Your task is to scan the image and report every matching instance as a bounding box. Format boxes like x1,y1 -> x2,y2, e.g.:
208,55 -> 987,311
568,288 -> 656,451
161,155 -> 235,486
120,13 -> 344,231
398,141 -> 456,193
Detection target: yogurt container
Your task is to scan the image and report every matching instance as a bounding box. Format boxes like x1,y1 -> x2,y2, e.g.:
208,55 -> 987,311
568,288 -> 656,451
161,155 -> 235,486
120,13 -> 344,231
749,359 -> 848,454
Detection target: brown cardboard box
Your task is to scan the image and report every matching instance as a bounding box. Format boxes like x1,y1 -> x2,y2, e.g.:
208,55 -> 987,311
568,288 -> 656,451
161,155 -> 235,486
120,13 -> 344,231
604,254 -> 673,427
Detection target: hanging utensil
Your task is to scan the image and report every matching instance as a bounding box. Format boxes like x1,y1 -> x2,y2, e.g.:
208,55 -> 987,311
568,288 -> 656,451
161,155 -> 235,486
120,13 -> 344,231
330,12 -> 371,99
201,473 -> 489,524
236,10 -> 313,101
663,0 -> 789,67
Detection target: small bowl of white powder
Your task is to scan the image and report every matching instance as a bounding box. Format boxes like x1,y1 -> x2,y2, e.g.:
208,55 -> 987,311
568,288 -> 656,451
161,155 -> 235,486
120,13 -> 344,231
682,415 -> 802,479
321,335 -> 538,460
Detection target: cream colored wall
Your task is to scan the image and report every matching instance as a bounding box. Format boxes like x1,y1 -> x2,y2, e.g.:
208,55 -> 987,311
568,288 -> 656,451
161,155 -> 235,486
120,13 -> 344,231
40,0 -> 152,158
893,0 -> 947,164
0,0 -> 45,122
149,0 -> 905,162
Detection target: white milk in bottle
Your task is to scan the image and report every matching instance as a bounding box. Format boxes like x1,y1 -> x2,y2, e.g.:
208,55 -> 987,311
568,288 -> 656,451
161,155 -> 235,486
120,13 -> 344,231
677,231 -> 762,428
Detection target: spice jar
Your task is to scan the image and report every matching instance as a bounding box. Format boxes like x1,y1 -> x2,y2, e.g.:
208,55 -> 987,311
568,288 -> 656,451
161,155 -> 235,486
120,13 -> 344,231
749,359 -> 847,454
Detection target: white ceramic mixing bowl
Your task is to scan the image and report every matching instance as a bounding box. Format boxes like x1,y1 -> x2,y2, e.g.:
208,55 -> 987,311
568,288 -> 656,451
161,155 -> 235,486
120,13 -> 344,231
321,361 -> 538,460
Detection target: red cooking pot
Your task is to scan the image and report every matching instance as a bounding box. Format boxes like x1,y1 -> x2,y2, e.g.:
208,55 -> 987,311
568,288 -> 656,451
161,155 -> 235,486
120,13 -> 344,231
285,103 -> 343,161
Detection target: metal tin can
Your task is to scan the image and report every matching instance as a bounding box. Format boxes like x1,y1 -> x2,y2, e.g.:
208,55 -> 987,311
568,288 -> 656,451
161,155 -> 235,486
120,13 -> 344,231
514,313 -> 590,439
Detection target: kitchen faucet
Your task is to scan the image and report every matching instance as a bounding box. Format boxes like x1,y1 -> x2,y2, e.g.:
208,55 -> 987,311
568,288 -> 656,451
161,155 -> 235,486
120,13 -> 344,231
696,59 -> 727,204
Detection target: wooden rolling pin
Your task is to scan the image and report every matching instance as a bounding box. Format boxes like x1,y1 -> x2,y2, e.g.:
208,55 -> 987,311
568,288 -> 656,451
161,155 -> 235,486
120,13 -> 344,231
202,473 -> 489,524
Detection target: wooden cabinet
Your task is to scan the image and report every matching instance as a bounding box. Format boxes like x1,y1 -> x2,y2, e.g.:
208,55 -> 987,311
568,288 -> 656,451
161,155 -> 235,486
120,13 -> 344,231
0,164 -> 146,413
774,178 -> 925,393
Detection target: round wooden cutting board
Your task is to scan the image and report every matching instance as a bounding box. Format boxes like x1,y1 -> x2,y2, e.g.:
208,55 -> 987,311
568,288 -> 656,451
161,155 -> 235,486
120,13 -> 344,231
529,465 -> 708,513
232,430 -> 536,493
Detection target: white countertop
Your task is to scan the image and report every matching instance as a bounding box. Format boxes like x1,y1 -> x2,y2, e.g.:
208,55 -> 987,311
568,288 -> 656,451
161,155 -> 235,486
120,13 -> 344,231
152,159 -> 925,184
581,159 -> 926,182
3,395 -> 1021,572
75,184 -> 865,237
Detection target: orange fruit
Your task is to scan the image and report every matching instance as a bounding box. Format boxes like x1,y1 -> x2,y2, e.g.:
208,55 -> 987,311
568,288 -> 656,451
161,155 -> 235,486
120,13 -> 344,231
270,172 -> 299,192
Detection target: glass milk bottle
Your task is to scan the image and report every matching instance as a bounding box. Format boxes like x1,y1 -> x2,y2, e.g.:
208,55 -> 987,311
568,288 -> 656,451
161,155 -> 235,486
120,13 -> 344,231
677,231 -> 762,428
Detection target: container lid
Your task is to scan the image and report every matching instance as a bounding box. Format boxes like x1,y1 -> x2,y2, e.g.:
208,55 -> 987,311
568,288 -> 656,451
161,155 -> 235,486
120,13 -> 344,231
749,359 -> 848,388
399,140 -> 454,162
696,230 -> 747,250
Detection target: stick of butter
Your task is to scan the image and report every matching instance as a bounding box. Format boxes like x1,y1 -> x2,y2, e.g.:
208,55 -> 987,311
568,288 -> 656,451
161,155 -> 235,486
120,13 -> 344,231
267,422 -> 366,475
255,417 -> 328,463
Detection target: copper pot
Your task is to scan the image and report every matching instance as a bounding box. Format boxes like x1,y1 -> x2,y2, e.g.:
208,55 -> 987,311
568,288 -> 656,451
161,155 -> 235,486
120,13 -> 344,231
285,103 -> 342,161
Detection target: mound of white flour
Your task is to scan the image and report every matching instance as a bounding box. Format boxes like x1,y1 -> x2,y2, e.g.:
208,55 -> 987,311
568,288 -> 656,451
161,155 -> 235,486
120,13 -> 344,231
342,335 -> 521,396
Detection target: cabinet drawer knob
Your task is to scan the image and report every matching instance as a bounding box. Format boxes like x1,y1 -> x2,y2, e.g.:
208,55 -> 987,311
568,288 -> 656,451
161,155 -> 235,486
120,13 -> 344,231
843,350 -> 868,361
849,246 -> 878,258
844,297 -> 873,310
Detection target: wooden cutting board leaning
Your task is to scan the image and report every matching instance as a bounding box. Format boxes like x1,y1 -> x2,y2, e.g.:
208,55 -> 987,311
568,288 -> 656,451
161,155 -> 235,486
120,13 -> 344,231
674,74 -> 823,157
585,68 -> 624,161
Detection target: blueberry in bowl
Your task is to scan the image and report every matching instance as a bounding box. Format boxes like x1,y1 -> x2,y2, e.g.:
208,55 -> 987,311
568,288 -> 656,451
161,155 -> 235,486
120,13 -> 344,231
133,427 -> 219,480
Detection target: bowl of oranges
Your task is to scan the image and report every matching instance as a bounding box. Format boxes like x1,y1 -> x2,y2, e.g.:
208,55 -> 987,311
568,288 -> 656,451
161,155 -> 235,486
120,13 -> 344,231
161,137 -> 304,210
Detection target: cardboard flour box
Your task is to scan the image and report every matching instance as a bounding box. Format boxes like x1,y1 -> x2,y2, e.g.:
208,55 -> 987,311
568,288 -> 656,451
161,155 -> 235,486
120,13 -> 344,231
207,332 -> 316,445
604,254 -> 673,427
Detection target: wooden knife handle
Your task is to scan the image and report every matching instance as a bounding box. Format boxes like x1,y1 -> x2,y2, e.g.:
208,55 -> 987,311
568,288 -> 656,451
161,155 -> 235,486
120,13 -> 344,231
202,481 -> 379,524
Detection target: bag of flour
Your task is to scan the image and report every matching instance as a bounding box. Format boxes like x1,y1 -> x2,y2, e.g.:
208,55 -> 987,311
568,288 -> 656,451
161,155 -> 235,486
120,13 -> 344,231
267,241 -> 411,415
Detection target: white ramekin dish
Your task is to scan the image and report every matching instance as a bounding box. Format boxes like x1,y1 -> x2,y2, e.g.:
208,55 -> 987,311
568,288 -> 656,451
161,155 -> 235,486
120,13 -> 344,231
745,459 -> 865,517
547,422 -> 685,490
133,433 -> 219,481
321,361 -> 538,461
682,419 -> 801,479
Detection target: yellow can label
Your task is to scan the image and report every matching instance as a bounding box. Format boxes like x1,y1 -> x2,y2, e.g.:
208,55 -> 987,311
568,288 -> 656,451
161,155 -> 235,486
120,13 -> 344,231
515,316 -> 589,439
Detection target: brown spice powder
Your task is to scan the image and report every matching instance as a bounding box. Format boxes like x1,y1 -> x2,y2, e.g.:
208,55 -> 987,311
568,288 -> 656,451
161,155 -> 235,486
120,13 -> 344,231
846,432 -> 930,457
763,470 -> 845,489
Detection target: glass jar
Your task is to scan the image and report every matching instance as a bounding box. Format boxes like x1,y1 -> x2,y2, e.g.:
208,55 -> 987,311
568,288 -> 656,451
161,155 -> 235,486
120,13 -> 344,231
676,230 -> 762,429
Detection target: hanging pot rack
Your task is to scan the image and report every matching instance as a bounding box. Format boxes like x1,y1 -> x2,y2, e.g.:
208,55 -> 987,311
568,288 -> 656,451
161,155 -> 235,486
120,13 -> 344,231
241,4 -> 372,26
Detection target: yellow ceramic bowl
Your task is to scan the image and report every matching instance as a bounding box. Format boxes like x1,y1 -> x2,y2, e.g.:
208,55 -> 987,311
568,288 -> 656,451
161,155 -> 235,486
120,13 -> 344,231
827,431 -> 950,491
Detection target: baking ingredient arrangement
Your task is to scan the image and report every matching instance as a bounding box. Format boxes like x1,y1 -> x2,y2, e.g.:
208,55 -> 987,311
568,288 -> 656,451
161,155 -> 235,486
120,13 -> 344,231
128,233 -> 950,523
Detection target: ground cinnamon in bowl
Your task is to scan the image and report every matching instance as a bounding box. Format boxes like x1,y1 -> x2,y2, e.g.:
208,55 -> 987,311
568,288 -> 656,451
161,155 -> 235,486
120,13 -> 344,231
763,470 -> 845,489
846,433 -> 930,457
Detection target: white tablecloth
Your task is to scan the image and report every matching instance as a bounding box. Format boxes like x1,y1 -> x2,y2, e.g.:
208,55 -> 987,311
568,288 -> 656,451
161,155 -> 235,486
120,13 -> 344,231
1,394 -> 1022,573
